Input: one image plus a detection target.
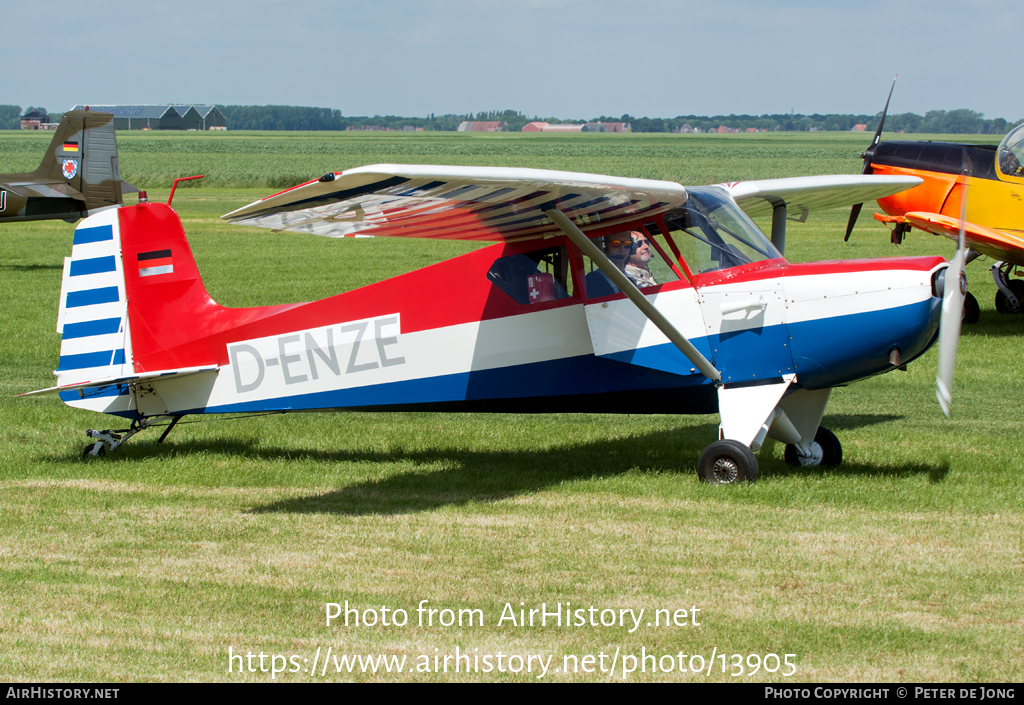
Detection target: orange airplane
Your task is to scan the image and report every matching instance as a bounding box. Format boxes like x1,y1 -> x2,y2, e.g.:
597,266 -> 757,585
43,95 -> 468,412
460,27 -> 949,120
845,83 -> 1024,324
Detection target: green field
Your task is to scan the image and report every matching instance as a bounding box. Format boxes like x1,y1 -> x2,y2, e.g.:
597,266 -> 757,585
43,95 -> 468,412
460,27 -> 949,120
1,131 -> 1021,682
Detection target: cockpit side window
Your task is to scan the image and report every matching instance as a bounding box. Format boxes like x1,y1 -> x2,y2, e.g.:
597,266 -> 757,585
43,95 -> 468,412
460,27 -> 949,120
487,245 -> 573,305
997,124 -> 1024,178
662,186 -> 780,275
579,228 -> 680,299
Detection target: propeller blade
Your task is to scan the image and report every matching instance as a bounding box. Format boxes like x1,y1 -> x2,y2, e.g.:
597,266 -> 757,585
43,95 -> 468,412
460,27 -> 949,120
935,248 -> 964,416
844,202 -> 863,242
869,75 -> 897,152
845,76 -> 897,241
936,170 -> 968,416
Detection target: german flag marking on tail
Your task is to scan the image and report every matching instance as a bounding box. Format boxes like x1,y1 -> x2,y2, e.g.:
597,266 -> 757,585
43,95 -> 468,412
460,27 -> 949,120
138,249 -> 173,277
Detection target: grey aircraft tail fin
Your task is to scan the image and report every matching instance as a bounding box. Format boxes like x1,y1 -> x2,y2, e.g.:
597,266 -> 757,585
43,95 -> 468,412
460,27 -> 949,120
35,110 -> 137,214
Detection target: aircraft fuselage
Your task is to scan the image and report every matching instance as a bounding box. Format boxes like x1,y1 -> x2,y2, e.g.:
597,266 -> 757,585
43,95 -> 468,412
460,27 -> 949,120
54,203 -> 946,421
869,140 -> 1024,242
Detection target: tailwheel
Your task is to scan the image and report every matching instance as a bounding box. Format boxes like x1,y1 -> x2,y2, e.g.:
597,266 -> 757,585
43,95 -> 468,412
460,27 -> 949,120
78,417 -> 165,458
784,426 -> 843,468
697,440 -> 759,484
83,442 -> 106,459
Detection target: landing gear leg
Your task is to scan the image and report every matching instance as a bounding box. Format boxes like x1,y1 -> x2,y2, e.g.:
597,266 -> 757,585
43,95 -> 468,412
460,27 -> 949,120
992,261 -> 1024,314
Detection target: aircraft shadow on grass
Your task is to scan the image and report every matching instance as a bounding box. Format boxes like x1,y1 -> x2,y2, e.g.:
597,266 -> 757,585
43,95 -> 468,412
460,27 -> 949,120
2,263 -> 64,272
105,416 -> 935,516
248,452 -> 948,517
42,410 -> 949,512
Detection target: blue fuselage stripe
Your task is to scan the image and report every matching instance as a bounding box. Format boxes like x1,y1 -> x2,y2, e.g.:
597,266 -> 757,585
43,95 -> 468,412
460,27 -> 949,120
204,353 -> 710,414
199,299 -> 939,416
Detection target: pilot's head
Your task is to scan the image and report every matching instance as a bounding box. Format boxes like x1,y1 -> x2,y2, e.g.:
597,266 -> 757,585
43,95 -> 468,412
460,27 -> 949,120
603,232 -> 635,269
627,231 -> 652,268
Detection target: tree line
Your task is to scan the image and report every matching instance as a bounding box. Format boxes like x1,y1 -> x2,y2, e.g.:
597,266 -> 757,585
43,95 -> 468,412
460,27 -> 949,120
2,104 -> 1019,134
217,106 -> 1020,134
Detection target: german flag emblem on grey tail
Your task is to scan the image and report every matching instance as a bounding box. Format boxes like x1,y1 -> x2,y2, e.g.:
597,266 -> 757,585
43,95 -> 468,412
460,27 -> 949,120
138,249 -> 173,277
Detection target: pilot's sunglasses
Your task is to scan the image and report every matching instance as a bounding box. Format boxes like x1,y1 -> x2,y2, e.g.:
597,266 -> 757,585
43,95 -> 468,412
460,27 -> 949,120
608,239 -> 634,248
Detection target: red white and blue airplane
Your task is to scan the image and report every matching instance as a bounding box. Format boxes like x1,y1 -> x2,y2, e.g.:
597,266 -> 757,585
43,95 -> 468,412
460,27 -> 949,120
22,165 -> 965,483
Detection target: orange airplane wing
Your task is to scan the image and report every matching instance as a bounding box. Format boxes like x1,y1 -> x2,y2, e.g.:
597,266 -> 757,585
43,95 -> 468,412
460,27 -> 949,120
876,211 -> 1024,266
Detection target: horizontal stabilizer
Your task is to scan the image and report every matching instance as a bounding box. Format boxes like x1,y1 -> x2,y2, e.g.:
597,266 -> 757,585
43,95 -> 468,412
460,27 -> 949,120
222,164 -> 687,242
18,365 -> 218,397
725,175 -> 923,221
1,180 -> 83,200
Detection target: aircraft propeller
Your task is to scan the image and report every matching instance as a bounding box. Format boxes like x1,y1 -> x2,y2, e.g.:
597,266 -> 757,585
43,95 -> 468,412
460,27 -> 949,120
844,76 -> 897,242
935,171 -> 968,416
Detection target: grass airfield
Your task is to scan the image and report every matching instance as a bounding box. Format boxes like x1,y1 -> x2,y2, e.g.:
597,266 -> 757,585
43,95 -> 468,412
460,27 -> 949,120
1,131 -> 1022,682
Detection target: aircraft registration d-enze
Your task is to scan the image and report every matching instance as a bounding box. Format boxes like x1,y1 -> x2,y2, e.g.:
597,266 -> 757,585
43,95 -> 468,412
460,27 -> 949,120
845,82 -> 1024,322
0,110 -> 136,224
22,164 -> 964,483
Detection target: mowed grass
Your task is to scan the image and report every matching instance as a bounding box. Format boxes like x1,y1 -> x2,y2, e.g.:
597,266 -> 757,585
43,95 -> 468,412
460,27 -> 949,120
1,132 -> 1022,682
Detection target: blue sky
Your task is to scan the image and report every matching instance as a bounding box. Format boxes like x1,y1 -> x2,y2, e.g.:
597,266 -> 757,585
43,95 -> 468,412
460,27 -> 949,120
5,0 -> 1022,120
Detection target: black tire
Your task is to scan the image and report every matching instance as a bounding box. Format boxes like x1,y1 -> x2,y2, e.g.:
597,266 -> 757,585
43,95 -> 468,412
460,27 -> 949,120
962,292 -> 980,324
82,443 -> 105,458
697,440 -> 759,484
814,427 -> 842,467
994,280 -> 1024,314
784,427 -> 842,468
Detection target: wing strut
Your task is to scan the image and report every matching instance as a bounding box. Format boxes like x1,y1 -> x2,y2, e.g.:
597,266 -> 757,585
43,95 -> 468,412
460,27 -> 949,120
545,206 -> 722,383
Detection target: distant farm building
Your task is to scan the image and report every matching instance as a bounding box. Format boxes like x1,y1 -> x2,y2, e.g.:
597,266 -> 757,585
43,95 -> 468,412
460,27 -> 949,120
522,121 -> 630,133
852,124 -> 867,132
71,105 -> 227,130
20,110 -> 57,130
539,124 -> 583,133
457,121 -> 507,132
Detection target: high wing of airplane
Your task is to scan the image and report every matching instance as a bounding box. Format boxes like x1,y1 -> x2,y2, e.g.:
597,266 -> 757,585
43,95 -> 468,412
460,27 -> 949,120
0,109 -> 136,224
22,165 -> 956,484
844,81 -> 1024,322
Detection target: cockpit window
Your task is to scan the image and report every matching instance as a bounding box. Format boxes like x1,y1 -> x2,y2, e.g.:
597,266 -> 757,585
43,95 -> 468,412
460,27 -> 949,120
662,186 -> 780,275
997,124 -> 1024,178
487,245 -> 573,304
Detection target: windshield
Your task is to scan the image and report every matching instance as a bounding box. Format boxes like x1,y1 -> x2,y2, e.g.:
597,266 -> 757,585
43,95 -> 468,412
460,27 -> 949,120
997,124 -> 1024,178
662,186 -> 781,275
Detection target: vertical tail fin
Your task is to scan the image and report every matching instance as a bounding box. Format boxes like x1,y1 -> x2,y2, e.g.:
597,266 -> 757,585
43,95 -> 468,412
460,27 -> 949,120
50,201 -> 298,415
36,110 -> 135,214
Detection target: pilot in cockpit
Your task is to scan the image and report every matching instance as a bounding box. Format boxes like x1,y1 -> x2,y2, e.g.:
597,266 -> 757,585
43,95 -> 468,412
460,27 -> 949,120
585,232 -> 635,298
625,230 -> 658,288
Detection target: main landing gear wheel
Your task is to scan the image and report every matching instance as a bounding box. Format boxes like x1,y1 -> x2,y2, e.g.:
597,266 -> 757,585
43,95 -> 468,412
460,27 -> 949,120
697,440 -> 759,484
994,279 -> 1024,314
784,426 -> 843,468
962,292 -> 980,324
